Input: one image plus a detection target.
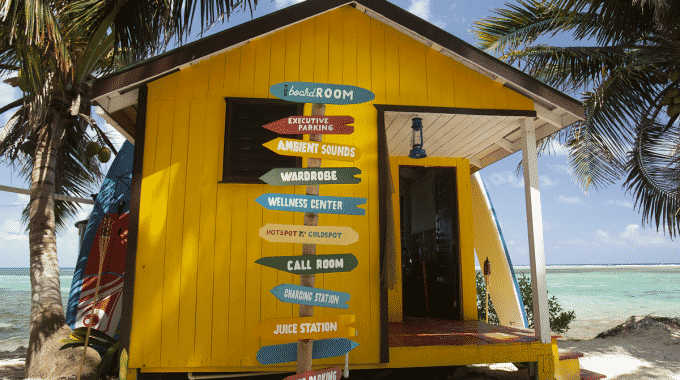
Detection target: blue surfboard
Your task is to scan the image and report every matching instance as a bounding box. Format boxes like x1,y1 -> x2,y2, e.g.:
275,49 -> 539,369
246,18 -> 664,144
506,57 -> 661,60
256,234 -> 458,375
66,142 -> 134,335
257,338 -> 360,365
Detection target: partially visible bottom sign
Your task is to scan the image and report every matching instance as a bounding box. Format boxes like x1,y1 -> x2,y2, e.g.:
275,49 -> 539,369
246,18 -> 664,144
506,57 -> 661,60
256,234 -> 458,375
256,338 -> 360,365
283,367 -> 342,380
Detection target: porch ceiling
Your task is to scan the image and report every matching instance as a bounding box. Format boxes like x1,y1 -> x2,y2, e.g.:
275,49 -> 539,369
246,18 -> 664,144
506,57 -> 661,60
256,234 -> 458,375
385,109 -> 563,170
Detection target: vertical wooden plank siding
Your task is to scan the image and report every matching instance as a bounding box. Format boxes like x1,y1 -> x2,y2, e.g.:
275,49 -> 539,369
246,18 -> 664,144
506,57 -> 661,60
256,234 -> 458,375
456,160 -> 478,320
133,5 -> 535,371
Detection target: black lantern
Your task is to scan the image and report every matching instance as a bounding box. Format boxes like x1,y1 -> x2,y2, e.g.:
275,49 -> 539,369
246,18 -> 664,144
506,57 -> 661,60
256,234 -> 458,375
409,117 -> 427,159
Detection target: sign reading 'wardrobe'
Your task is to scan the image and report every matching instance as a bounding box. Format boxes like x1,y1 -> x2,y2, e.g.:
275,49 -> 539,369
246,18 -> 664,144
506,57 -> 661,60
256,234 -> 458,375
270,82 -> 375,105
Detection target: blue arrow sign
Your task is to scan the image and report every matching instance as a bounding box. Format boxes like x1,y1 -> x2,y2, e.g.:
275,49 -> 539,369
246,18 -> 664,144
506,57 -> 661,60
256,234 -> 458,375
270,82 -> 375,105
270,284 -> 350,309
257,338 -> 360,365
254,193 -> 366,216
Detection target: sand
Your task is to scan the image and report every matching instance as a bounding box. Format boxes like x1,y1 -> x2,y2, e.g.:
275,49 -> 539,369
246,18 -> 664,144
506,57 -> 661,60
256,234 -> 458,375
2,316 -> 679,380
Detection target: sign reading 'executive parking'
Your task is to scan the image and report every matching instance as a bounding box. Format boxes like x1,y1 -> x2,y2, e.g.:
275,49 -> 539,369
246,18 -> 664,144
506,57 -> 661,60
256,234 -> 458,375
270,82 -> 375,105
263,116 -> 354,135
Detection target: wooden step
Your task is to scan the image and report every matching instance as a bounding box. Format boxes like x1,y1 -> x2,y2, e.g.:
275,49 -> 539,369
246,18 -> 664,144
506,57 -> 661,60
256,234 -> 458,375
559,351 -> 584,360
580,368 -> 606,380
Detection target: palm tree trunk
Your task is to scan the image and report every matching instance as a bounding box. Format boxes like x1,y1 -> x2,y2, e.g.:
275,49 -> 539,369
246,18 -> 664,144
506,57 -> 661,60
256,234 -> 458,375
25,110 -> 69,376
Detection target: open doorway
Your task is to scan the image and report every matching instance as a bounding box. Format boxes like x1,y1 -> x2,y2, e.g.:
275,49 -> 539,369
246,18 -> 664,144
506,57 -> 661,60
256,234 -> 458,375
399,166 -> 462,320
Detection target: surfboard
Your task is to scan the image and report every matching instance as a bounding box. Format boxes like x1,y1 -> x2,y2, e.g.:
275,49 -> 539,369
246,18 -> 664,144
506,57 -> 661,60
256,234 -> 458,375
66,141 -> 134,338
470,172 -> 528,329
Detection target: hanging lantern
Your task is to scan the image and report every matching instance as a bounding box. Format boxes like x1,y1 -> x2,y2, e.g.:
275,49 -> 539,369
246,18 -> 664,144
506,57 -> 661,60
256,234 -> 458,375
408,117 -> 427,159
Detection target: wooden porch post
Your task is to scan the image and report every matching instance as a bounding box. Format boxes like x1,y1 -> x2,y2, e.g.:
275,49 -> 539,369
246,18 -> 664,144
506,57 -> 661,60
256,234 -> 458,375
520,117 -> 550,344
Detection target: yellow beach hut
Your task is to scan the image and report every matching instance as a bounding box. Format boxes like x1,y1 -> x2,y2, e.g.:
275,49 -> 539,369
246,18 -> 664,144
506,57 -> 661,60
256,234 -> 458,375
91,1 -> 589,379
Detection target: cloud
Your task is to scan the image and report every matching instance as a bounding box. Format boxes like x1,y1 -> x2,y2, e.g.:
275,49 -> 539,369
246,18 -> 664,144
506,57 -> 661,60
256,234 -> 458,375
274,0 -> 305,9
2,220 -> 28,241
487,171 -> 523,188
543,221 -> 558,230
594,229 -> 625,246
558,195 -> 582,204
619,224 -> 667,245
559,237 -> 589,245
546,163 -> 570,175
607,200 -> 634,209
548,140 -> 569,156
540,175 -> 556,187
5,221 -> 22,235
408,0 -> 431,21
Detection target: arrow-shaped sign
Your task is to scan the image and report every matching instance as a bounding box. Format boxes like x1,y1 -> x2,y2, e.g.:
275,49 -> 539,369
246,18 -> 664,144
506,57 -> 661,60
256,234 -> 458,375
263,138 -> 361,162
256,338 -> 360,365
254,193 -> 366,216
259,167 -> 361,186
270,81 -> 375,105
263,116 -> 354,135
259,224 -> 359,246
283,367 -> 342,380
256,254 -> 358,274
270,284 -> 350,309
251,315 -> 355,341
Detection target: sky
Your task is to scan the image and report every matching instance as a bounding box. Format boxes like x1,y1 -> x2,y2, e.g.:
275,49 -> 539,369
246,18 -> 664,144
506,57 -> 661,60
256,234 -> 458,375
0,0 -> 678,267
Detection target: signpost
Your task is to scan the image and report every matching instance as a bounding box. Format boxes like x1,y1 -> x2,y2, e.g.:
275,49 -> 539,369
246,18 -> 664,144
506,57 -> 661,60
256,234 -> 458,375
256,253 -> 359,274
258,224 -> 359,245
270,82 -> 375,105
283,367 -> 343,380
260,167 -> 361,186
263,138 -> 361,162
254,193 -> 366,215
251,315 -> 356,341
270,284 -> 351,309
256,338 -> 360,365
263,116 -> 355,135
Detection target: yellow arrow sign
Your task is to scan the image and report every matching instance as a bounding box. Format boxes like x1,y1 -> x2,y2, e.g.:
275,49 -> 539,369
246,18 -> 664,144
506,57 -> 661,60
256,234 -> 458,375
259,224 -> 359,245
251,315 -> 356,341
263,138 -> 361,162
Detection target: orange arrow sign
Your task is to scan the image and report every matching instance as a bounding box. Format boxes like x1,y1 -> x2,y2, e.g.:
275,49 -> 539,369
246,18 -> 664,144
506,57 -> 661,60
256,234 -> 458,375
263,138 -> 361,162
251,315 -> 355,341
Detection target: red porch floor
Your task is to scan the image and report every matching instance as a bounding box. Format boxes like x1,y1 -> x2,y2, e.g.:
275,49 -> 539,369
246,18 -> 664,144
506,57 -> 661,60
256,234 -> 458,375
389,318 -> 556,347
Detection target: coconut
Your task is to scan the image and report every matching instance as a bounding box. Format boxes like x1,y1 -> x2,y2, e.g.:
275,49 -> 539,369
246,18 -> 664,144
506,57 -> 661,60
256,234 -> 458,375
98,148 -> 111,163
85,141 -> 101,157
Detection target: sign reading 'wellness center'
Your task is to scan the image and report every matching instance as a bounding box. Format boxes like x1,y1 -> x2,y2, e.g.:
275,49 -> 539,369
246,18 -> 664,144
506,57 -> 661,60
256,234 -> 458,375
270,82 -> 375,105
255,193 -> 366,215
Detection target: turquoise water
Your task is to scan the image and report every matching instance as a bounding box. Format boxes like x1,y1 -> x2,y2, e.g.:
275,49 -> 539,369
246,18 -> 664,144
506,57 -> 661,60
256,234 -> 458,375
1,265 -> 679,351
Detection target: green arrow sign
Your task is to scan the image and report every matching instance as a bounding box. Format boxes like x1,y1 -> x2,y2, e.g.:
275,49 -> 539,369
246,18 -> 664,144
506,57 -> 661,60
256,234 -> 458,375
260,167 -> 361,186
256,253 -> 358,274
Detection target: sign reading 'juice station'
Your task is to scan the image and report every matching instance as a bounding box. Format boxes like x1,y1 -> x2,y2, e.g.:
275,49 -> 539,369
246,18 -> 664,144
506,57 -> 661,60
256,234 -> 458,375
251,315 -> 356,341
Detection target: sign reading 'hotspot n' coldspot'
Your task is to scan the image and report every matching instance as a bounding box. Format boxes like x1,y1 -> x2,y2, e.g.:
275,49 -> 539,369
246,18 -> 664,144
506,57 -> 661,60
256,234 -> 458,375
270,82 -> 375,105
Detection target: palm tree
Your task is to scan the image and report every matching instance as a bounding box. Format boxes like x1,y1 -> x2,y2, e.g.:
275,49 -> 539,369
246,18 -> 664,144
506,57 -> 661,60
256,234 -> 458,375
0,1 -> 256,377
473,0 -> 680,236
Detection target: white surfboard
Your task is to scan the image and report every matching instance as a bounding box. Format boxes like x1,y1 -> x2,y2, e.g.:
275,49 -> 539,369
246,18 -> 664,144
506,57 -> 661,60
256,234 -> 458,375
471,172 -> 528,328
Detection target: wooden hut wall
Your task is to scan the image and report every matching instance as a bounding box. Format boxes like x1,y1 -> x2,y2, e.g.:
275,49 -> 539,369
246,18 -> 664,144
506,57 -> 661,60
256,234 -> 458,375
130,5 -> 535,371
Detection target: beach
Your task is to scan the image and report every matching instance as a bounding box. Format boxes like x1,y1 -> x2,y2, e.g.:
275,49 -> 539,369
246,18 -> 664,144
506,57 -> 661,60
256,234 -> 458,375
2,265 -> 679,378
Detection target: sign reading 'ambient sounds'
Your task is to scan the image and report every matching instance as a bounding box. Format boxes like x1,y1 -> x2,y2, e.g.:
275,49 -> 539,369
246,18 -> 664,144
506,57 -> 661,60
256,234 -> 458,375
251,315 -> 355,341
258,224 -> 358,245
263,138 -> 360,162
260,167 -> 361,186
255,194 -> 366,215
257,338 -> 360,365
263,116 -> 354,135
270,82 -> 375,105
256,253 -> 359,274
271,284 -> 350,309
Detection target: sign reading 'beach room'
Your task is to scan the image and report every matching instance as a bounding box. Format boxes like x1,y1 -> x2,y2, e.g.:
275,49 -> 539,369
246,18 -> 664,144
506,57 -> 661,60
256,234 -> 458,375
256,253 -> 359,274
260,167 -> 361,186
263,138 -> 360,162
255,193 -> 366,215
251,315 -> 355,341
270,82 -> 375,105
263,116 -> 355,135
258,224 -> 358,245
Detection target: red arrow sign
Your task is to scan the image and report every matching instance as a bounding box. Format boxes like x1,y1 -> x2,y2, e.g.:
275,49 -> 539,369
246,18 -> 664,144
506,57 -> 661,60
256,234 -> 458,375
263,116 -> 354,135
283,367 -> 342,380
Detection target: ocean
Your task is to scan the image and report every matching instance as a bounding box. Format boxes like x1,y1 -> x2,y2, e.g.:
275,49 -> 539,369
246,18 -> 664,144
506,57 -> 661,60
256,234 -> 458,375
1,265 -> 679,351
